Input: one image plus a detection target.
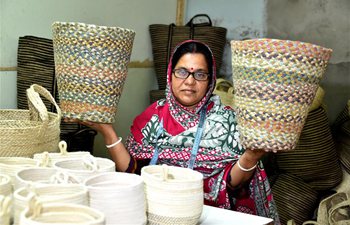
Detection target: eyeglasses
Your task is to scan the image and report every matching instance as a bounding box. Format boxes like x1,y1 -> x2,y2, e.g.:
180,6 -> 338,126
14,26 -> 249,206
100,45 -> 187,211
172,68 -> 210,81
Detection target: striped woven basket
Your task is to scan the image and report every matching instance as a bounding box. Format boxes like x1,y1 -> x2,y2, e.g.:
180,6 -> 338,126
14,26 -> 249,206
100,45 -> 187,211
52,22 -> 136,123
231,38 -> 332,152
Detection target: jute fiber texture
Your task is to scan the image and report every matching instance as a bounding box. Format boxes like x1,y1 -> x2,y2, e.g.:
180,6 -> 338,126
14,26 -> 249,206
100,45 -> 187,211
231,38 -> 332,152
52,22 -> 136,123
0,84 -> 61,157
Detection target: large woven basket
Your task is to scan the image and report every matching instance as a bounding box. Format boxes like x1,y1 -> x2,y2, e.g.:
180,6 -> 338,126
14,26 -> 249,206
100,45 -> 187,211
84,172 -> 146,225
141,165 -> 203,225
0,84 -> 61,157
52,21 -> 136,123
231,38 -> 332,152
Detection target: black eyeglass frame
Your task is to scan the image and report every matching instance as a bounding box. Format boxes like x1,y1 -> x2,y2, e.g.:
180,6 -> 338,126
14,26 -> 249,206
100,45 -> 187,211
172,68 -> 210,81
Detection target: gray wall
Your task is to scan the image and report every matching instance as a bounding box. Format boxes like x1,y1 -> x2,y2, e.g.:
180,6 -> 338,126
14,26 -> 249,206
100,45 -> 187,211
266,0 -> 350,123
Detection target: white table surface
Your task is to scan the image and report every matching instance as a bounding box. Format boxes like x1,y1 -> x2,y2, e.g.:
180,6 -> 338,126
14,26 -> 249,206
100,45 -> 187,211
199,205 -> 274,225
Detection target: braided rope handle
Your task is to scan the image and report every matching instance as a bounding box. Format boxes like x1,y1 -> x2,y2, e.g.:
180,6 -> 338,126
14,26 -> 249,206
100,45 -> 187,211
50,171 -> 80,184
26,84 -> 61,126
83,156 -> 99,171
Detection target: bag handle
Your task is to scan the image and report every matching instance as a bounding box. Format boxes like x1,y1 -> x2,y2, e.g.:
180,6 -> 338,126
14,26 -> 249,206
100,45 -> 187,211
27,84 -> 62,121
186,14 -> 212,27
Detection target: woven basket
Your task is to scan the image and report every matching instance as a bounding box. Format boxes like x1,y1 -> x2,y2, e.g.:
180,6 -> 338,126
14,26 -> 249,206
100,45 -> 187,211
53,156 -> 115,183
141,165 -> 203,225
0,157 -> 40,185
0,195 -> 11,225
19,197 -> 105,225
0,84 -> 61,157
14,167 -> 81,191
13,184 -> 88,225
52,21 -> 136,123
33,140 -> 91,167
84,172 -> 146,225
231,38 -> 332,152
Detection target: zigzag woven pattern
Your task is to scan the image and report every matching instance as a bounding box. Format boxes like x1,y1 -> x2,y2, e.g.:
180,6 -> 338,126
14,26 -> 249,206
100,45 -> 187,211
231,38 -> 332,152
52,22 -> 136,123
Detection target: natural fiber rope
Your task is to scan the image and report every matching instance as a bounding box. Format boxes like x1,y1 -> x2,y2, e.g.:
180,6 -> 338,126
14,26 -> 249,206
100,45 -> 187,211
0,195 -> 12,225
231,38 -> 332,152
52,22 -> 136,123
0,84 -> 61,157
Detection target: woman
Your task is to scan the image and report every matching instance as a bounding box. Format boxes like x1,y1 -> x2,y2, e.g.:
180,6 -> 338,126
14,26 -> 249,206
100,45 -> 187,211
81,40 -> 280,223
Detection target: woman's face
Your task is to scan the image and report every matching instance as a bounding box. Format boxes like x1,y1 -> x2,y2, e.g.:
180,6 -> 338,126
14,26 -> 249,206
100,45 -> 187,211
171,53 -> 209,109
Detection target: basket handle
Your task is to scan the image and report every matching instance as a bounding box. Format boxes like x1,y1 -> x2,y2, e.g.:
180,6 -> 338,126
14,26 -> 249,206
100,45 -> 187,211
186,14 -> 212,27
59,140 -> 68,155
26,84 -> 62,122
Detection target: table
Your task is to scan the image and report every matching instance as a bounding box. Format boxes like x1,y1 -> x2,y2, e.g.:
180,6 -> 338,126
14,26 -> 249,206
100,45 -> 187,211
199,205 -> 274,225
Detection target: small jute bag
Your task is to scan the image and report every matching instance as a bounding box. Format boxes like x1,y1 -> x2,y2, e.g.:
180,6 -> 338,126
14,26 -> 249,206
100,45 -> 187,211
213,78 -> 234,108
84,172 -> 146,225
19,196 -> 105,225
231,38 -> 332,152
13,184 -> 88,225
0,84 -> 61,157
141,165 -> 203,225
0,195 -> 12,225
52,21 -> 136,123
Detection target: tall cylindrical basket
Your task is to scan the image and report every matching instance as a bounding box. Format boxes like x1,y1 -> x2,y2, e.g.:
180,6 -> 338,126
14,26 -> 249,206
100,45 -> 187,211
52,21 -> 136,123
231,38 -> 332,152
141,165 -> 203,225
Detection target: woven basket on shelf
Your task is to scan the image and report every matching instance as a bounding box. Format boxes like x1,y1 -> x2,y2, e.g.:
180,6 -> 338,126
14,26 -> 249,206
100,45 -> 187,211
231,38 -> 332,152
13,184 -> 88,225
52,21 -> 136,123
84,172 -> 146,225
0,84 -> 61,157
19,197 -> 105,225
141,165 -> 203,225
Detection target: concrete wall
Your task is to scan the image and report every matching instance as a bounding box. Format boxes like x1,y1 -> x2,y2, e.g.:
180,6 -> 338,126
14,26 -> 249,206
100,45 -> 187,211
266,0 -> 350,123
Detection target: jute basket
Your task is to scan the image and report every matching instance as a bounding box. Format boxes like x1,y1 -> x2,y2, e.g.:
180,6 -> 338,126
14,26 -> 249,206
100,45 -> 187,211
213,78 -> 234,108
13,184 -> 88,225
0,84 -> 61,157
231,38 -> 332,152
84,172 -> 146,225
0,157 -> 40,185
53,156 -> 115,183
33,140 -> 91,167
19,197 -> 105,225
0,195 -> 12,225
0,174 -> 12,196
141,165 -> 203,225
52,21 -> 136,123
